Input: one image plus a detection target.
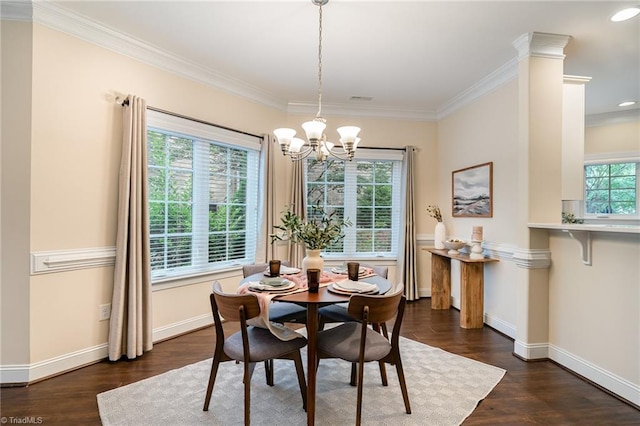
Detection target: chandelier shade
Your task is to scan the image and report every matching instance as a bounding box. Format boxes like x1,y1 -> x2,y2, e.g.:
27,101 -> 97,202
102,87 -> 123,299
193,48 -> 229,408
273,0 -> 361,162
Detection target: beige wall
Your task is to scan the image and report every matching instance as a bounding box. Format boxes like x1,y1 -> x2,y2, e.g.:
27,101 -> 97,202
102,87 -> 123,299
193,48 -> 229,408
548,231 -> 639,383
585,120 -> 640,155
437,80 -> 520,331
3,19 -> 638,405
1,20 -> 33,367
4,23 -> 437,374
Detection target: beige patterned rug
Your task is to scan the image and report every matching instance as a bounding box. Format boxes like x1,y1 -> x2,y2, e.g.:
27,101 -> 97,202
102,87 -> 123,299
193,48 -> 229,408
98,336 -> 505,425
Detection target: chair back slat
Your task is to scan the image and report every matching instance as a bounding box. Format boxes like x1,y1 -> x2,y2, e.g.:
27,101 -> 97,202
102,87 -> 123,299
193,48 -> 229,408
242,261 -> 291,278
347,283 -> 404,324
212,282 -> 262,321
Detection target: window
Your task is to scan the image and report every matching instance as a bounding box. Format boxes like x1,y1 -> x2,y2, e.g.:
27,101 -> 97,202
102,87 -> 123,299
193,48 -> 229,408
584,161 -> 638,216
146,111 -> 260,281
305,149 -> 403,258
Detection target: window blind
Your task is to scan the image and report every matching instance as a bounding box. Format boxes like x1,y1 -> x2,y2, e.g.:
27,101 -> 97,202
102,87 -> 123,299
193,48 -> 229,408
147,110 -> 260,281
305,148 -> 403,258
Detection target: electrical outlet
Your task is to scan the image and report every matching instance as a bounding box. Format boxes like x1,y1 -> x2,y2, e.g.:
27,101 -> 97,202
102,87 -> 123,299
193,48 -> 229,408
99,304 -> 111,321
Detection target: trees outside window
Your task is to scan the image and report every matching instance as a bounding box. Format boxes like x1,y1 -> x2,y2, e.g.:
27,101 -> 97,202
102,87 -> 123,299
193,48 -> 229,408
147,111 -> 260,282
305,151 -> 402,258
585,162 -> 637,215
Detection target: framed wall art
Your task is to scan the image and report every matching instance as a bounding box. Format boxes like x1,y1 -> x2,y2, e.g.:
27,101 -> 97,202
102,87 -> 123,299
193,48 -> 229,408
452,162 -> 493,217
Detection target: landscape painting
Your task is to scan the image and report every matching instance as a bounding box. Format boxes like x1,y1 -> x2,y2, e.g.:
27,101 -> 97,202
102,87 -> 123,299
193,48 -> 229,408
452,162 -> 493,217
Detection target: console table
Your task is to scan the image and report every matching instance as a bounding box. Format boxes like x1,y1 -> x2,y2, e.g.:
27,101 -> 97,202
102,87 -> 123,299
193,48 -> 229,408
427,249 -> 498,329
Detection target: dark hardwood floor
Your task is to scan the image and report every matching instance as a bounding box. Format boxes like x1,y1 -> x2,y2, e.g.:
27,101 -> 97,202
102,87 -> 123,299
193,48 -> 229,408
2,298 -> 639,425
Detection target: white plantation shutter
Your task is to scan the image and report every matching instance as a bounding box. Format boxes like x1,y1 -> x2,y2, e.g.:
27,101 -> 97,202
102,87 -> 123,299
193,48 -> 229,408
305,149 -> 403,258
147,110 -> 260,281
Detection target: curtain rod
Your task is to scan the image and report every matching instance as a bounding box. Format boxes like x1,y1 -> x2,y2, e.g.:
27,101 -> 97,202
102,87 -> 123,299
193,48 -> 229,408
357,146 -> 407,151
118,98 -> 410,153
119,98 -> 263,139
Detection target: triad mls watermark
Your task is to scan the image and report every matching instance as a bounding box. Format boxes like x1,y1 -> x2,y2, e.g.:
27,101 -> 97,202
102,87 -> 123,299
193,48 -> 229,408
1,417 -> 44,424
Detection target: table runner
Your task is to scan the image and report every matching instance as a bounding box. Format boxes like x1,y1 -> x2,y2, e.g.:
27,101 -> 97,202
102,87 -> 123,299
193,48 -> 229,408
236,270 -> 372,340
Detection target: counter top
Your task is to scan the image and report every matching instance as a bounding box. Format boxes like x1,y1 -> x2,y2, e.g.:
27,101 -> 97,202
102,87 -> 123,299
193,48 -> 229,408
529,223 -> 640,234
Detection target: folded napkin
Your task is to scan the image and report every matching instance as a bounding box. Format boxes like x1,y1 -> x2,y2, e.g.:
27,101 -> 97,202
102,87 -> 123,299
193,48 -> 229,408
259,277 -> 291,287
286,271 -> 346,289
264,265 -> 301,276
334,279 -> 378,293
330,266 -> 376,279
237,283 -> 305,341
247,281 -> 293,291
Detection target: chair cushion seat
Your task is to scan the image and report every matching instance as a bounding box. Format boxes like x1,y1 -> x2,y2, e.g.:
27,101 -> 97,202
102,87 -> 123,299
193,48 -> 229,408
224,327 -> 307,362
269,302 -> 308,323
317,322 -> 391,362
318,303 -> 353,323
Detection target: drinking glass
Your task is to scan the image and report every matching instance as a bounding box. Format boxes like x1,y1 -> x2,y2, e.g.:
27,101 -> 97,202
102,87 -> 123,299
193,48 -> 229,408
347,262 -> 360,281
307,268 -> 321,293
269,260 -> 281,277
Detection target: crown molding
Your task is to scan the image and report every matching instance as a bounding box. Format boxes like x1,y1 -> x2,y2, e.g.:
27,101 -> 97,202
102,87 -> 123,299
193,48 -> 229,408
437,57 -> 518,119
586,108 -> 640,128
8,2 -> 555,123
513,32 -> 571,60
28,1 -> 287,111
287,101 -> 437,122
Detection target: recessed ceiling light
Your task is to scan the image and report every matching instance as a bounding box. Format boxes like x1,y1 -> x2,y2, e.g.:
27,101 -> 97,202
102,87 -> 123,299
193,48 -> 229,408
618,101 -> 637,107
611,6 -> 640,22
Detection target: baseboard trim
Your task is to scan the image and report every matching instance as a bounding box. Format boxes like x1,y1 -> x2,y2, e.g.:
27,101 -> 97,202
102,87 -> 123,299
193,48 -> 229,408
152,314 -> 213,342
513,339 -> 550,360
548,344 -> 640,407
484,312 -> 516,339
0,314 -> 213,386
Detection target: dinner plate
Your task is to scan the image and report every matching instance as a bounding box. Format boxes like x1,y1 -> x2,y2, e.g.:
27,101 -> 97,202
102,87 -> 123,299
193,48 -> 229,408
327,282 -> 378,295
260,277 -> 291,287
330,266 -> 367,275
248,281 -> 296,292
263,265 -> 302,276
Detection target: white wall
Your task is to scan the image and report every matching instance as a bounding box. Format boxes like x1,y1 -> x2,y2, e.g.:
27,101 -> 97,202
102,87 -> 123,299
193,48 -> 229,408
547,231 -> 639,404
437,80 -> 520,335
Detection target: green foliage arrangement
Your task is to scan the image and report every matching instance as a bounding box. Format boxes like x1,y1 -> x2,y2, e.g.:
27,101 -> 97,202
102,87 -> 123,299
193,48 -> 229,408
271,204 -> 351,250
561,212 -> 584,224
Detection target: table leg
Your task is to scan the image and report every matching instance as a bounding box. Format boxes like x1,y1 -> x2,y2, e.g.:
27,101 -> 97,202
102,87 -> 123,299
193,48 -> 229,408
306,304 -> 318,425
460,262 -> 484,328
431,254 -> 451,309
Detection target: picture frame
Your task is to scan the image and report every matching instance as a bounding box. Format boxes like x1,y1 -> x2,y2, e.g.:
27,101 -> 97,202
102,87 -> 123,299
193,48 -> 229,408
452,162 -> 493,217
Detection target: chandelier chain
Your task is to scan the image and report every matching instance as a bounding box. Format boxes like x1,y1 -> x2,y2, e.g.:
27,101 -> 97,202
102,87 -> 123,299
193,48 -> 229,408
317,2 -> 323,118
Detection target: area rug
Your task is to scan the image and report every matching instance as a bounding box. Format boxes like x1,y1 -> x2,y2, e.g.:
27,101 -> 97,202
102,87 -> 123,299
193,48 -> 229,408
97,336 -> 505,425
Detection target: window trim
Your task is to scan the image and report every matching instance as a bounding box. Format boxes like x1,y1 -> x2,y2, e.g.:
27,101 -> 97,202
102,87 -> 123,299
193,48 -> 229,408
146,110 -> 261,283
305,149 -> 404,260
583,151 -> 639,219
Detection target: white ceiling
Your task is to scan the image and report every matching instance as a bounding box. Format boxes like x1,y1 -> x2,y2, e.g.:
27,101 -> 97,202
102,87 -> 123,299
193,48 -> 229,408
23,1 -> 640,119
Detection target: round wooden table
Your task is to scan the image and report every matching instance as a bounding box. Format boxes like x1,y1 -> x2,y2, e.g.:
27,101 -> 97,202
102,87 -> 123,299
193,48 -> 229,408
240,271 -> 392,425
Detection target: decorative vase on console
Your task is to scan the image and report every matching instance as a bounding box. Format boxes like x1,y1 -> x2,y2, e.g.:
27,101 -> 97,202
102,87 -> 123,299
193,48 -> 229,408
428,204 -> 446,249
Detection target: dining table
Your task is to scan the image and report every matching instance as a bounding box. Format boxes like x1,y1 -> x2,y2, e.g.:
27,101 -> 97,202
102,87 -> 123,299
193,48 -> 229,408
240,269 -> 392,425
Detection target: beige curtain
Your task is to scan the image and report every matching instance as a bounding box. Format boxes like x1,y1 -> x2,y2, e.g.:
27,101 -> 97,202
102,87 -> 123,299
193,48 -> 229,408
108,95 -> 153,361
261,134 -> 277,260
288,159 -> 307,268
400,146 -> 419,301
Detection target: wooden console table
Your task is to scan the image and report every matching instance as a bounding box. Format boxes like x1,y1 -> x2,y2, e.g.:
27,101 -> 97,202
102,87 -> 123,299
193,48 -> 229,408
427,249 -> 498,329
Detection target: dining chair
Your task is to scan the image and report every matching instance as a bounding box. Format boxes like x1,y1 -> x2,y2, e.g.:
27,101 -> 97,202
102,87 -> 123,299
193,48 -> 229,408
316,282 -> 411,425
242,262 -> 307,324
318,265 -> 389,327
203,281 -> 308,425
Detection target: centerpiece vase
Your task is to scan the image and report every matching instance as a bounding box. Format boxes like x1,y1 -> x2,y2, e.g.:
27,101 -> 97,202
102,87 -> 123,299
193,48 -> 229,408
434,222 -> 446,249
302,248 -> 324,273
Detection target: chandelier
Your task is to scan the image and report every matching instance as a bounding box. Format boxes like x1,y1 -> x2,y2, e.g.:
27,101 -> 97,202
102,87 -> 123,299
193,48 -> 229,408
273,0 -> 361,162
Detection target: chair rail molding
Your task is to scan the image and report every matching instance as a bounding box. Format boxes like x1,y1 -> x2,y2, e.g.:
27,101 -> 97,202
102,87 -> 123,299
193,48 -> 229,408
31,247 -> 116,274
418,235 -> 551,269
